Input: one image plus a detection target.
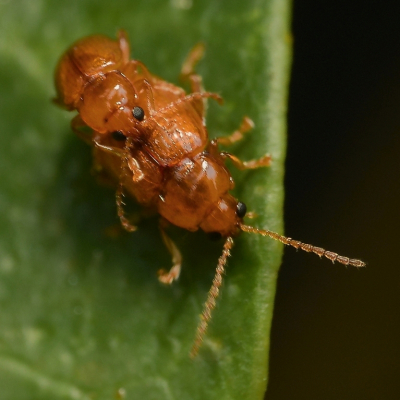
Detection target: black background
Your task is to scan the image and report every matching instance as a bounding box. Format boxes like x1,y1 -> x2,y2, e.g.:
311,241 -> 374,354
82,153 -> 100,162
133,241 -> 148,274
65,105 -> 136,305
266,1 -> 400,399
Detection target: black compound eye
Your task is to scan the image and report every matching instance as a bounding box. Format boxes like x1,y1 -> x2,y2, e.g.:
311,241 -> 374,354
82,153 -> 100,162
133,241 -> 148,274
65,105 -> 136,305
111,131 -> 126,141
133,106 -> 145,121
208,232 -> 222,241
236,201 -> 247,218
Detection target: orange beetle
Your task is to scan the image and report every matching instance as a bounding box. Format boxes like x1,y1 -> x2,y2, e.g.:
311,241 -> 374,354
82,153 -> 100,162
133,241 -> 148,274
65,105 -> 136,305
54,31 -> 365,357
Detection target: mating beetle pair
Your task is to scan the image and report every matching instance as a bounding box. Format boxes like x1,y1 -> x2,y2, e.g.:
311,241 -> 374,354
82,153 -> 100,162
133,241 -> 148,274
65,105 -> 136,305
54,31 -> 365,357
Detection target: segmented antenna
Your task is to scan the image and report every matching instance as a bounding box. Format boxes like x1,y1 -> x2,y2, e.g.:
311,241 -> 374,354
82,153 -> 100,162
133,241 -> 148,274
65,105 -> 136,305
115,140 -> 137,233
190,236 -> 234,358
240,224 -> 365,267
115,183 -> 136,232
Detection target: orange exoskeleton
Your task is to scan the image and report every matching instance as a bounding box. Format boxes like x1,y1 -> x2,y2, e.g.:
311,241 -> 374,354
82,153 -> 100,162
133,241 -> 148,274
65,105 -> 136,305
54,30 -> 365,358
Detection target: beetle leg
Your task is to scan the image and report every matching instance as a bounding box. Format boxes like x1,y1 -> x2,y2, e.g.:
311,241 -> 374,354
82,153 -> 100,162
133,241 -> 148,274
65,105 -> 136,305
180,42 -> 205,93
141,79 -> 157,115
208,137 -> 270,170
117,29 -> 130,66
220,152 -> 272,170
157,219 -> 183,284
216,116 -> 255,146
207,116 -> 272,170
180,43 -> 207,117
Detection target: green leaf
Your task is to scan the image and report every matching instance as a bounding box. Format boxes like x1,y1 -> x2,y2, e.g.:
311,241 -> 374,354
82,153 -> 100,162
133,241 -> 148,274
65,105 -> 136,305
0,1 -> 291,399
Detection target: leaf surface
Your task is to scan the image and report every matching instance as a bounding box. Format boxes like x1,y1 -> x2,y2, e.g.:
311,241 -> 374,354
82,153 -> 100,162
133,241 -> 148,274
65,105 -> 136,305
0,1 -> 291,399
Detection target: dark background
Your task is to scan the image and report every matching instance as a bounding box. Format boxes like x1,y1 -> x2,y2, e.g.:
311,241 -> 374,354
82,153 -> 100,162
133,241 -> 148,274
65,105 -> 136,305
266,1 -> 400,399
